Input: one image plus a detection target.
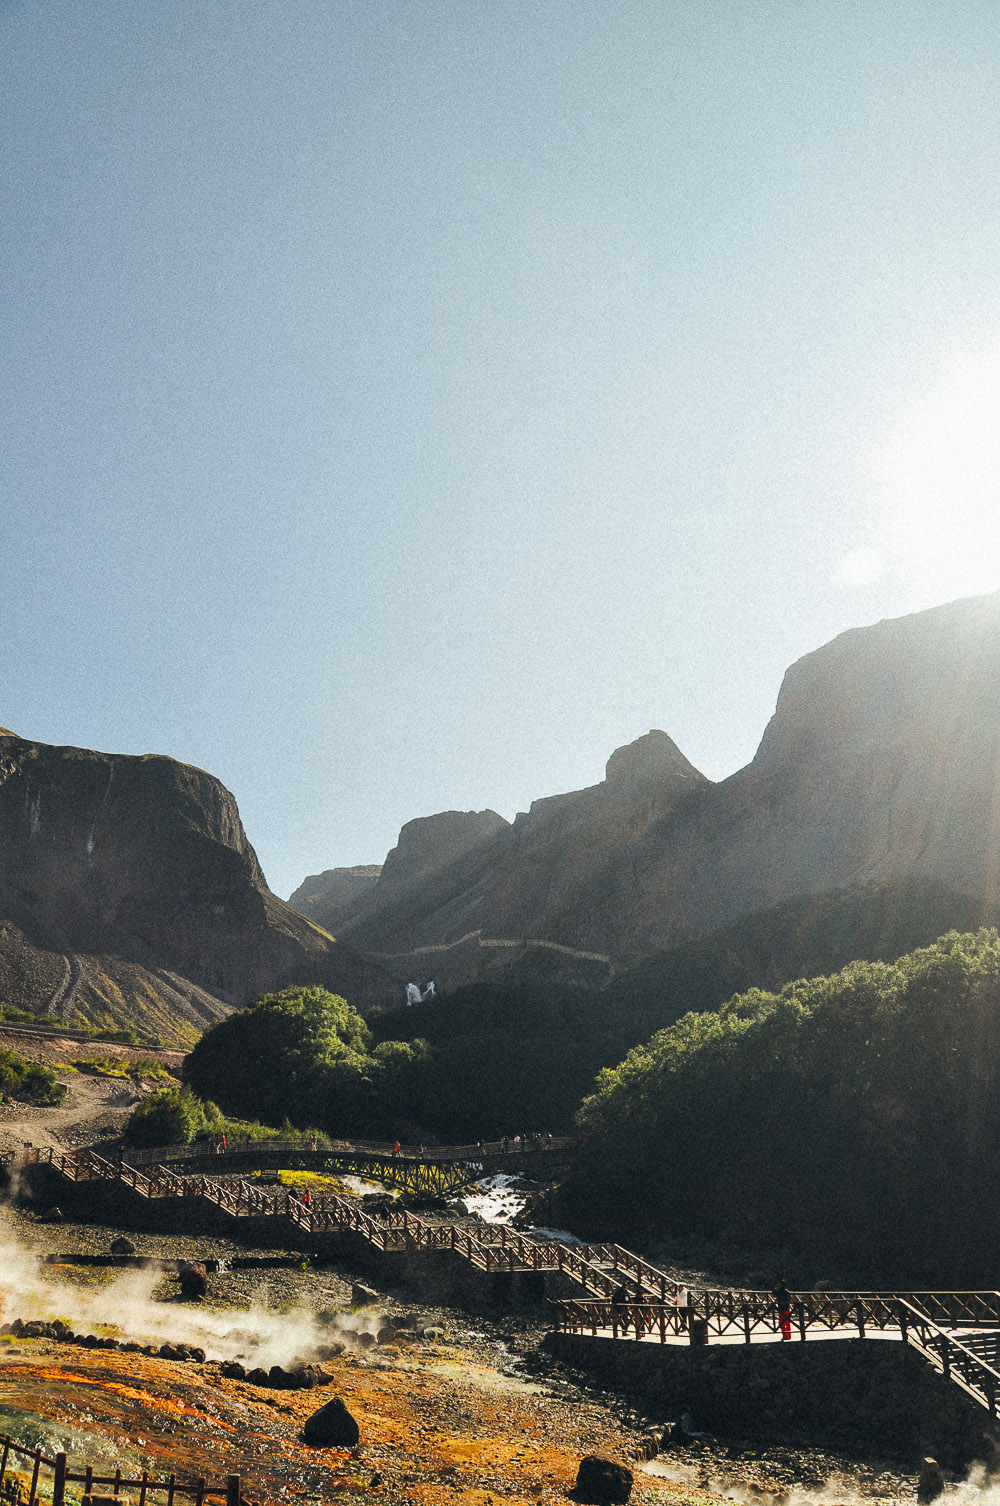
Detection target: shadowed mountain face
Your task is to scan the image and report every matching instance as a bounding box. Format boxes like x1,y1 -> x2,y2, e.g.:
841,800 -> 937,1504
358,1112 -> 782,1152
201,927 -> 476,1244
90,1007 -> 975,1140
317,593 -> 1000,974
288,865 -> 382,934
0,730 -> 394,1036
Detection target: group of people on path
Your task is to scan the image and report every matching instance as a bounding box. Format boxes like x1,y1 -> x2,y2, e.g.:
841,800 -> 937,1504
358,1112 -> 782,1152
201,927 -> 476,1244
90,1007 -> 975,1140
606,1279 -> 794,1341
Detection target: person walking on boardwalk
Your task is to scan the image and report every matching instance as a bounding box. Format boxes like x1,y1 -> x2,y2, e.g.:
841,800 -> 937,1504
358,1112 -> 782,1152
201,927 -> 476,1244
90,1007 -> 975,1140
610,1283 -> 631,1336
674,1284 -> 691,1333
772,1279 -> 792,1341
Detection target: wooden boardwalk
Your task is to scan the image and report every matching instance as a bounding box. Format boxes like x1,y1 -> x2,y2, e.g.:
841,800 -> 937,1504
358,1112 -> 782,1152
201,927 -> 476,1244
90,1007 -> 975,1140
18,1145 -> 666,1303
18,1143 -> 1000,1419
551,1290 -> 1000,1417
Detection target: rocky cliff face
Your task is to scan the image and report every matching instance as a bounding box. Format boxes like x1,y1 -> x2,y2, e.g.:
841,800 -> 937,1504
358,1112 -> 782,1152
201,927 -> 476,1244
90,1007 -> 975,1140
0,730 -> 394,1034
334,728 -> 710,962
374,810 -> 510,906
324,592 -> 1000,974
288,866 -> 382,934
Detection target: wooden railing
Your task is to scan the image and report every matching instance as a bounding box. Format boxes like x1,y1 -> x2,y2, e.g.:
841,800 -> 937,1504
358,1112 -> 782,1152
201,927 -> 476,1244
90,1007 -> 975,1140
23,1146 -> 652,1301
550,1286 -> 1000,1415
898,1299 -> 1000,1417
0,1434 -> 241,1506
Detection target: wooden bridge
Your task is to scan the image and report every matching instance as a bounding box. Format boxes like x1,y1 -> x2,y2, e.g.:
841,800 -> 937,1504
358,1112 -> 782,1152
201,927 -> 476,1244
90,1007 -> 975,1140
119,1136 -> 575,1198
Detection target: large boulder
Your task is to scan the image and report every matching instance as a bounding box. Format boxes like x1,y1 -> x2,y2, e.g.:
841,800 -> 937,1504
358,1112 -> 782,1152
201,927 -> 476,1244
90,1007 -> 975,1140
302,1398 -> 360,1447
178,1263 -> 208,1299
573,1457 -> 633,1504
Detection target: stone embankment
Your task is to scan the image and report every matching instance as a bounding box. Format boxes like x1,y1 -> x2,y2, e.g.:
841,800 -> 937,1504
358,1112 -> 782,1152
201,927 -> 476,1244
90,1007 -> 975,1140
544,1332 -> 999,1469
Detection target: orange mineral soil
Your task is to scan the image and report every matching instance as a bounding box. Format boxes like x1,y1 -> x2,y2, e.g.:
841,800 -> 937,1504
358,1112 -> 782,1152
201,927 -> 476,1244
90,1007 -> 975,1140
0,1337 -> 717,1506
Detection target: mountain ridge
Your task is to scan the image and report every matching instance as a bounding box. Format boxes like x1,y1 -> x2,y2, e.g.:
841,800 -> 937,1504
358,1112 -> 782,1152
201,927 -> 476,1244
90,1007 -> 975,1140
299,591 -> 1000,980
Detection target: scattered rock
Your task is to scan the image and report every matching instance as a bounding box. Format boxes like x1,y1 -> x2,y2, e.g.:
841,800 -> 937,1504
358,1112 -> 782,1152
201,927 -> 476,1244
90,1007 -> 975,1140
247,1367 -> 270,1386
110,1237 -> 136,1256
573,1456 -> 633,1504
220,1361 -> 246,1380
351,1283 -> 379,1307
375,1327 -> 397,1346
41,1207 -> 64,1223
302,1397 -> 361,1447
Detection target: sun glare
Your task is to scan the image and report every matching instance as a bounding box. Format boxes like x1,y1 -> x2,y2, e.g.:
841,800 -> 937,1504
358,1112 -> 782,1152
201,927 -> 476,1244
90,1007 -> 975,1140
834,547 -> 884,589
869,348 -> 1000,600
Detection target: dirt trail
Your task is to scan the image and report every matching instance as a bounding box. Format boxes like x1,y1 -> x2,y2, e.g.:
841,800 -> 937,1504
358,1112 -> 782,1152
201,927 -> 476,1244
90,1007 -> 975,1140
0,1028 -> 185,1158
0,1071 -> 143,1156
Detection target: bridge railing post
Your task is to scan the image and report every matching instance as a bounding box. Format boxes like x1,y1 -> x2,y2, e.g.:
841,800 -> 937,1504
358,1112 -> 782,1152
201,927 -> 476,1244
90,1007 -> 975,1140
897,1302 -> 908,1343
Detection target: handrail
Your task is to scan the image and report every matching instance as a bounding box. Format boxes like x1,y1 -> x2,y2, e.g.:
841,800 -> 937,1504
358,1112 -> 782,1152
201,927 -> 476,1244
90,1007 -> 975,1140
0,1432 -> 242,1506
116,1135 -> 574,1168
27,1146 -> 628,1298
897,1298 -> 1000,1417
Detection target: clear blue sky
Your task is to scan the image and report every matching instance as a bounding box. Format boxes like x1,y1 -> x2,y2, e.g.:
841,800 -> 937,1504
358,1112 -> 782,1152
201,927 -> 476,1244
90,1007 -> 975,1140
4,2 -> 1000,898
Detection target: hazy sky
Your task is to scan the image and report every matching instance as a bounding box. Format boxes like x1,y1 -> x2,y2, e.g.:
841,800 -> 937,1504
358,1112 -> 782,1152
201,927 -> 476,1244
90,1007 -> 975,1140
5,2 -> 1000,898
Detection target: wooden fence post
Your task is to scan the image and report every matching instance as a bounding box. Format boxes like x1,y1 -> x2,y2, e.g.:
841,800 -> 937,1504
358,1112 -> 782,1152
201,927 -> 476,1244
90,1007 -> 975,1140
27,1446 -> 41,1506
52,1453 -> 67,1506
226,1477 -> 241,1506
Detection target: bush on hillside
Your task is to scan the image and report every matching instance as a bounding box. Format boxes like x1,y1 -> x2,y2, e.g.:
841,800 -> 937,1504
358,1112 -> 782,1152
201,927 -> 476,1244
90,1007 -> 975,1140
563,928 -> 1000,1283
0,1048 -> 65,1105
124,1085 -> 221,1146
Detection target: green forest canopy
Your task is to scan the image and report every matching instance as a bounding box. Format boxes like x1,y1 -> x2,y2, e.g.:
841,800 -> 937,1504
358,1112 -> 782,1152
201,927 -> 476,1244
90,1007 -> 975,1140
563,927 -> 1000,1284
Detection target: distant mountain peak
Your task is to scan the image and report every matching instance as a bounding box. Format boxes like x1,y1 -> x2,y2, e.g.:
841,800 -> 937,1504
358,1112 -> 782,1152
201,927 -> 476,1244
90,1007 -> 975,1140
605,729 -> 708,791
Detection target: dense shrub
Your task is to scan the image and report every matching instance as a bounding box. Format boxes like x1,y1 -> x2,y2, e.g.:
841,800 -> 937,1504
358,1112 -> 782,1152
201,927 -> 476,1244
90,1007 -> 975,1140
0,1048 -> 65,1105
563,929 -> 1000,1283
124,1085 -> 221,1146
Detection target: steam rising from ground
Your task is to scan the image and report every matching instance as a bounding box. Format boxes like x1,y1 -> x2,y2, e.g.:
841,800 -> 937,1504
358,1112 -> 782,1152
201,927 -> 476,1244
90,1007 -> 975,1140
643,1457 -> 1000,1505
0,1221 -> 374,1371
